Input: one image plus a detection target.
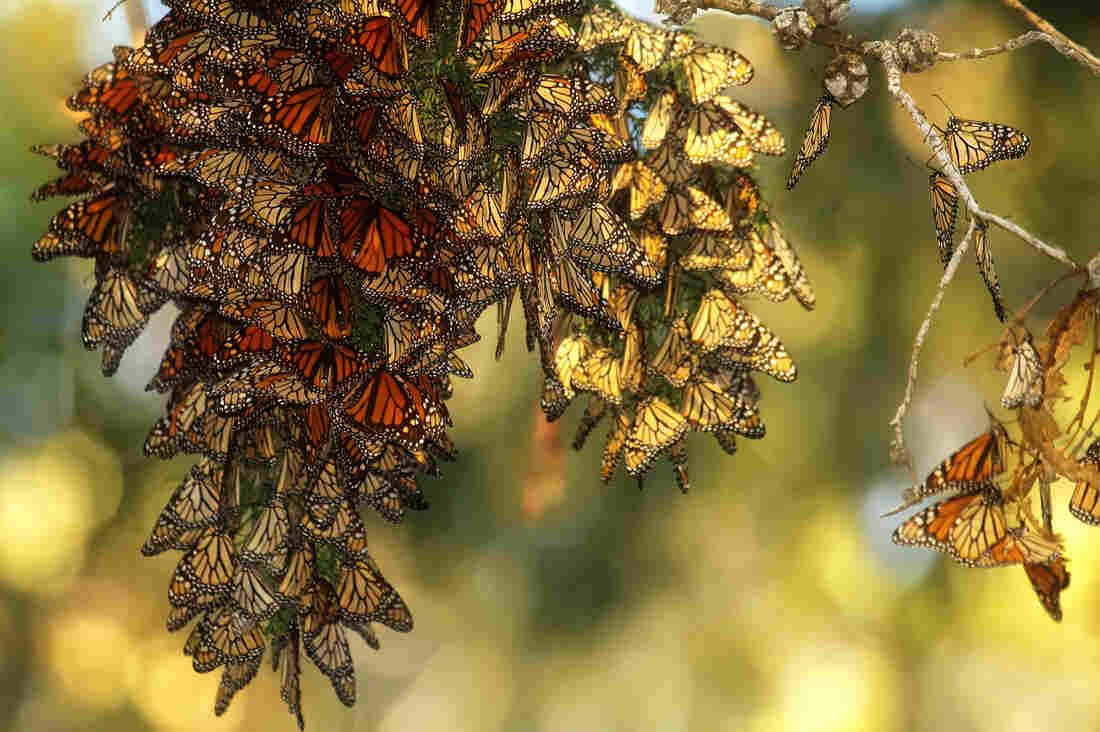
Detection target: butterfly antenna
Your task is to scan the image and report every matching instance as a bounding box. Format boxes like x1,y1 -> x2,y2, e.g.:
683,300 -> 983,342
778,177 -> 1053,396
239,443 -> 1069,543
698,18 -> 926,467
931,93 -> 956,120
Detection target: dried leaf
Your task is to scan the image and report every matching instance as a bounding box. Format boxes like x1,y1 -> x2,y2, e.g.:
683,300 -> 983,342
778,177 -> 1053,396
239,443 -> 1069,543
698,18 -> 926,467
1043,288 -> 1099,375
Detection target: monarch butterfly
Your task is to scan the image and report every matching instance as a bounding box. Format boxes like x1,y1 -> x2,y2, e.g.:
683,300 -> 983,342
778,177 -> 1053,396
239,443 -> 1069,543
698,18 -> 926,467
621,325 -> 645,391
343,369 -> 428,448
976,524 -> 1061,568
1070,438 -> 1100,525
615,161 -> 668,221
713,97 -> 785,156
892,484 -> 1008,567
623,20 -> 671,72
146,380 -> 236,458
459,0 -> 500,49
142,459 -> 225,556
454,183 -> 508,241
929,172 -> 959,265
380,0 -> 438,42
68,62 -> 140,118
902,426 -> 1006,501
680,378 -> 763,437
149,307 -> 228,393
471,16 -> 576,79
974,221 -> 1006,322
251,86 -> 339,155
275,626 -> 304,729
786,91 -> 833,190
210,361 -> 323,416
624,397 -> 689,476
342,16 -> 408,76
939,115 -> 1030,174
186,607 -> 265,673
571,347 -> 623,404
568,202 -> 645,278
38,188 -> 131,261
659,186 -> 733,236
690,289 -> 744,352
679,102 -> 749,167
681,233 -> 733,271
554,334 -> 593,400
223,299 -> 309,341
337,198 -> 414,274
613,52 -> 647,113
682,44 -> 754,105
714,327 -> 798,383
512,74 -> 617,121
32,171 -> 100,201
600,408 -> 632,481
299,579 -> 357,707
240,498 -> 291,574
577,6 -> 630,51
647,141 -> 696,186
276,542 -> 316,606
1001,333 -> 1043,409
571,398 -> 607,451
651,315 -> 697,387
285,341 -> 367,391
764,219 -> 815,310
550,254 -> 614,327
608,284 -> 640,333
639,222 -> 668,270
171,527 -> 237,602
336,557 -> 413,629
641,91 -> 677,149
527,152 -> 605,209
715,228 -> 791,305
82,265 -> 159,353
1024,557 -> 1070,622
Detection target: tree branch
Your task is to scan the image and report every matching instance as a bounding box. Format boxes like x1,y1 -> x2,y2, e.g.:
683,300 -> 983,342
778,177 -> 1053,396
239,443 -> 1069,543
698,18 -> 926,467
936,30 -> 1100,74
889,218 -> 977,475
1000,0 -> 1100,72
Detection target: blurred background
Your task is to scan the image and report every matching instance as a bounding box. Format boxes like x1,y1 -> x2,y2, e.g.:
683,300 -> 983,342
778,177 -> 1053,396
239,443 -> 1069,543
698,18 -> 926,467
2,1 -> 1100,730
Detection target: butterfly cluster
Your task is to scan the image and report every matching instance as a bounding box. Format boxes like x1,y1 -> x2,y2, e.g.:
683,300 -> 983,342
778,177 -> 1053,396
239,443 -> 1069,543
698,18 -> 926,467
31,0 -> 812,725
539,6 -> 809,491
891,290 -> 1100,623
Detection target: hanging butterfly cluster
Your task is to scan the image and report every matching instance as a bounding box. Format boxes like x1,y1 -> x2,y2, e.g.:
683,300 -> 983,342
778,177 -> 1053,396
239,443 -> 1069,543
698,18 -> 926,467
540,6 -> 811,490
30,0 -> 811,725
890,288 -> 1100,623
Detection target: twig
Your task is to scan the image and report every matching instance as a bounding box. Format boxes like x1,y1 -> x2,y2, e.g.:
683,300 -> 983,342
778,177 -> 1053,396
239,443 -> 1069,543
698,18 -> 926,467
1000,0 -> 1100,72
982,211 -> 1080,269
889,218 -> 978,472
962,269 -> 1086,366
937,30 -> 1100,75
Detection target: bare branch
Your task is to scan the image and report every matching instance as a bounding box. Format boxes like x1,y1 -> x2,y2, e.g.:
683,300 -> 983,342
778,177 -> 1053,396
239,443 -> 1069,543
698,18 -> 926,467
1000,0 -> 1100,72
889,218 -> 978,472
981,211 -> 1080,269
937,30 -> 1100,74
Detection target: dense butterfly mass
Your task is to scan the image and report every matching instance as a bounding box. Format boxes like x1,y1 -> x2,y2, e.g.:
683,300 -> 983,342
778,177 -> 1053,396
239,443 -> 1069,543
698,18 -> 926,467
891,289 -> 1100,624
543,4 -> 806,492
32,0 -> 809,725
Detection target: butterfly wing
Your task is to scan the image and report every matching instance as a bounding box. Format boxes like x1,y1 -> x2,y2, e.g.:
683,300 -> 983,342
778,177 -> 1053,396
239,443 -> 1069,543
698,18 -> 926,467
786,93 -> 833,190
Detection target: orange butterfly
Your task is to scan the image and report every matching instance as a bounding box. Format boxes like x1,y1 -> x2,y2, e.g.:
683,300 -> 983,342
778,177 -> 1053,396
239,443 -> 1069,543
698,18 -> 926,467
906,424 -> 1007,503
343,369 -> 429,448
1024,557 -> 1070,622
892,484 -> 1008,567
